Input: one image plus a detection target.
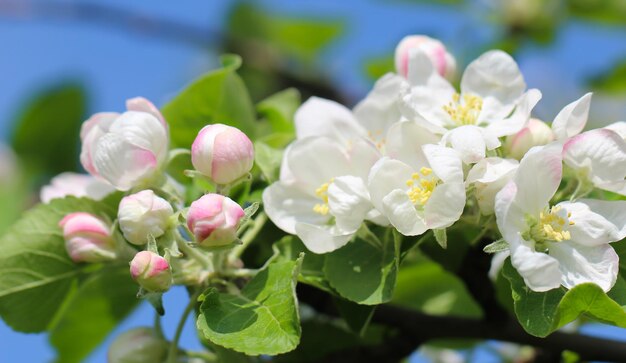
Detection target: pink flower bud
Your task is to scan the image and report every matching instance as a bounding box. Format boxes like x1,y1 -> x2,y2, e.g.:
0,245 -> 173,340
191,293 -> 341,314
129,251 -> 172,292
80,98 -> 168,191
191,124 -> 254,184
59,212 -> 116,263
504,118 -> 555,160
40,172 -> 115,203
118,190 -> 173,245
108,327 -> 167,363
187,193 -> 245,247
395,35 -> 456,80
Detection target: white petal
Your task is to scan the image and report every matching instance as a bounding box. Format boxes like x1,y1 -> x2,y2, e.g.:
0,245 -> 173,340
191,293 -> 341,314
513,143 -> 563,216
109,111 -> 168,164
563,129 -> 626,195
557,201 -> 622,246
549,242 -> 618,292
295,97 -> 366,143
510,237 -> 562,292
495,181 -> 527,243
422,144 -> 464,183
368,158 -> 414,212
461,50 -> 526,114
440,126 -> 488,165
295,222 -> 354,254
406,49 -> 456,99
578,199 -> 626,241
424,183 -> 465,229
328,176 -> 372,233
346,138 -> 382,180
467,157 -> 518,215
262,182 -> 328,235
353,73 -> 407,134
126,97 -> 167,129
552,93 -> 592,140
382,189 -> 427,236
485,89 -> 542,137
605,121 -> 626,140
385,121 -> 440,169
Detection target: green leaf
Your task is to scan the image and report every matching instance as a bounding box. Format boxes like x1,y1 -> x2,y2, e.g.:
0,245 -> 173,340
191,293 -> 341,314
256,88 -> 300,134
333,297 -> 376,336
49,265 -> 140,363
196,256 -> 303,355
433,228 -> 447,249
392,255 -> 482,318
254,141 -> 283,183
324,232 -> 400,305
0,196 -> 117,332
364,56 -> 394,80
503,259 -> 626,337
273,236 -> 331,292
162,55 -> 257,147
588,60 -> 626,94
483,238 -> 509,254
11,83 -> 87,174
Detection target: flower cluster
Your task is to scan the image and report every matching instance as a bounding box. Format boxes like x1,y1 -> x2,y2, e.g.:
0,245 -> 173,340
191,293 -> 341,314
263,35 -> 626,292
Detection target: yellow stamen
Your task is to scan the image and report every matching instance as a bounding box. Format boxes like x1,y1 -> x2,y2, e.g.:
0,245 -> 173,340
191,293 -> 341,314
443,92 -> 483,126
532,206 -> 573,242
406,167 -> 438,206
312,178 -> 334,215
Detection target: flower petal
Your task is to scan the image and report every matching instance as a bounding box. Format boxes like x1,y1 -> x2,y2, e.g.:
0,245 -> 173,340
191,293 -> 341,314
368,158 -> 414,212
558,201 -> 623,246
353,73 -> 407,134
495,181 -> 527,243
295,97 -> 366,143
295,222 -> 354,254
382,189 -> 427,236
126,97 -> 167,129
552,93 -> 592,140
510,237 -> 562,292
578,199 -> 626,241
467,157 -> 518,215
485,89 -> 542,137
605,121 -> 626,140
424,182 -> 465,229
328,175 -> 372,233
440,126 -> 489,165
262,182 -> 328,235
422,144 -> 464,183
549,242 -> 618,292
385,121 -> 440,169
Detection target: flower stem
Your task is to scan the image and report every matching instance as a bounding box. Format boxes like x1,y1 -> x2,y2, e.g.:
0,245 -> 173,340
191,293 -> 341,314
175,229 -> 213,270
166,289 -> 201,363
228,212 -> 267,264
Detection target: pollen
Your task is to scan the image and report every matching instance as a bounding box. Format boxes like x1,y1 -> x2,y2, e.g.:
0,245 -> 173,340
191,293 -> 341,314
406,167 -> 437,206
313,178 -> 334,215
532,206 -> 574,242
443,92 -> 483,126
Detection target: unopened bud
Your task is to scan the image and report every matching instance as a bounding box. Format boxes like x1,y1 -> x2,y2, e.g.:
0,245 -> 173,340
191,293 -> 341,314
187,193 -> 245,247
59,212 -> 116,263
504,118 -> 555,160
118,190 -> 173,245
191,124 -> 254,184
395,35 -> 456,80
130,251 -> 172,292
108,327 -> 167,363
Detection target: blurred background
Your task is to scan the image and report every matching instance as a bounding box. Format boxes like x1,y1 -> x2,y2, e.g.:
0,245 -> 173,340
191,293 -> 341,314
2,0 -> 626,361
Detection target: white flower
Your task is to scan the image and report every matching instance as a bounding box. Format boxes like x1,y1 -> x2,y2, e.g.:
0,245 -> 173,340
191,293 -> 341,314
504,118 -> 555,160
368,122 -> 465,236
263,136 -> 381,253
563,128 -> 626,195
495,143 -> 626,292
551,92 -> 592,141
605,121 -> 626,140
395,35 -> 456,80
40,172 -> 115,203
80,98 -> 169,191
401,49 -> 541,163
466,157 -> 518,215
118,190 -> 174,245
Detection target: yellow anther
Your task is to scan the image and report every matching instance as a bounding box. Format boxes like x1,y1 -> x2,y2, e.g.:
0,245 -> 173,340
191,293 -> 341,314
406,168 -> 438,206
411,172 -> 420,180
406,180 -> 414,187
419,167 -> 432,176
312,178 -> 335,215
531,206 -> 573,242
443,92 -> 483,126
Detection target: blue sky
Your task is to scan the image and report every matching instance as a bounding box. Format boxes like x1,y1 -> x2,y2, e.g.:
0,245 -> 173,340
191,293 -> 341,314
2,1 -> 626,362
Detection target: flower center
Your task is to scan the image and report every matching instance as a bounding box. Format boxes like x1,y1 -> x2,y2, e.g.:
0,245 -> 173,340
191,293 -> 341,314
405,167 -> 437,206
313,178 -> 334,215
367,129 -> 386,150
529,206 -> 574,243
443,93 -> 483,126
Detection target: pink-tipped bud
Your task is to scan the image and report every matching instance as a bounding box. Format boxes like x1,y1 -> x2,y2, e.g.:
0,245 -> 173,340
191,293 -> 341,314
108,327 -> 167,363
59,212 -> 116,263
118,190 -> 174,245
129,251 -> 172,292
504,118 -> 555,160
191,124 -> 254,185
187,193 -> 245,247
395,35 -> 456,80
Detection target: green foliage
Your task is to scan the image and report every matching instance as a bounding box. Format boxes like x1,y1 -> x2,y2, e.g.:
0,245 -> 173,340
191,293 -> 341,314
253,141 -> 283,183
503,259 -> 626,337
162,55 -> 257,147
589,61 -> 626,94
256,88 -> 299,135
324,231 -> 400,305
11,83 -> 87,174
273,236 -> 332,292
0,196 -> 117,332
364,56 -> 395,80
196,256 -> 303,355
49,265 -> 139,363
393,255 -> 482,318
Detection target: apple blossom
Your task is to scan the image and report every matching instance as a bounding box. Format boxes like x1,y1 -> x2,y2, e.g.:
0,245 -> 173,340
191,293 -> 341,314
563,129 -> 626,195
495,143 -> 626,292
466,157 -> 518,215
108,327 -> 167,363
368,122 -> 465,236
504,118 -> 555,160
394,35 -> 456,80
191,124 -> 254,185
605,121 -> 626,140
551,92 -> 592,141
130,251 -> 172,292
118,190 -> 174,245
263,136 -> 382,253
401,48 -> 541,163
187,193 -> 245,247
59,212 -> 116,263
40,172 -> 115,203
80,97 -> 168,191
